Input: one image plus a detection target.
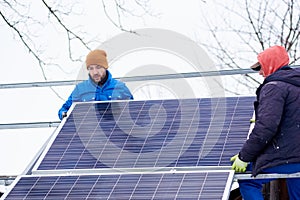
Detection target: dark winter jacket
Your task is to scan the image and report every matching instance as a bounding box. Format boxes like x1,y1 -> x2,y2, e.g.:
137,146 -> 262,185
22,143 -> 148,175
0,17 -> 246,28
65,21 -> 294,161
239,66 -> 300,176
58,70 -> 133,120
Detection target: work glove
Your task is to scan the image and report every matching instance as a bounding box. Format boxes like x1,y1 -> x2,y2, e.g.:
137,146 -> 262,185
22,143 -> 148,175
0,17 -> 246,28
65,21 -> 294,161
230,154 -> 248,173
62,112 -> 67,119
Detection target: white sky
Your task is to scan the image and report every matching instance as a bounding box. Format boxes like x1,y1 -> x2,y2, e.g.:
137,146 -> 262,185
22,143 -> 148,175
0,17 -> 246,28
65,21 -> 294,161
0,0 -> 259,182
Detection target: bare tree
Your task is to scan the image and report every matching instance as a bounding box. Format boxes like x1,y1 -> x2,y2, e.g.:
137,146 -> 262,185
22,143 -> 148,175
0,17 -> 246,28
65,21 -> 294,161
0,0 -> 152,100
199,0 -> 300,95
0,0 -> 152,79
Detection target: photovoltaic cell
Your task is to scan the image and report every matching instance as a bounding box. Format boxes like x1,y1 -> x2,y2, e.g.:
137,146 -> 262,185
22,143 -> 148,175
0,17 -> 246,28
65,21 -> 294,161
3,171 -> 234,200
34,96 -> 255,171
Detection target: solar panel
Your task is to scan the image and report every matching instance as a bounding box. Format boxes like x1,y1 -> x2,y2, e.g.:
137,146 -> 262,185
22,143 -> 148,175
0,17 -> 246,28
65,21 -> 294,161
2,170 -> 234,200
33,96 -> 254,172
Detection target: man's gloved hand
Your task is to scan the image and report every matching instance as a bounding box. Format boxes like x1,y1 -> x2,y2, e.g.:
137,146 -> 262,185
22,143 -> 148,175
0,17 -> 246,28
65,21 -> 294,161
230,154 -> 248,173
62,112 -> 67,118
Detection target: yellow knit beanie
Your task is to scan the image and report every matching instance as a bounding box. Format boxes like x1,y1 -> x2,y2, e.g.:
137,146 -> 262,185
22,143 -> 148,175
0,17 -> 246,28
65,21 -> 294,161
85,49 -> 109,69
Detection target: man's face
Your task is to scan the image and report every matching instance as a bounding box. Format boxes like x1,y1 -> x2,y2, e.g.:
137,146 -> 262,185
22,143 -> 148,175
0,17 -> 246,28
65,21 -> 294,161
87,64 -> 106,83
259,67 -> 266,78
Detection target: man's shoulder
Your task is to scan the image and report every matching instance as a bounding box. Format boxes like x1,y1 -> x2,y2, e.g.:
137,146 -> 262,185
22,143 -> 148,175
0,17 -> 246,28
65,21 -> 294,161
107,76 -> 125,86
262,81 -> 287,93
76,79 -> 95,88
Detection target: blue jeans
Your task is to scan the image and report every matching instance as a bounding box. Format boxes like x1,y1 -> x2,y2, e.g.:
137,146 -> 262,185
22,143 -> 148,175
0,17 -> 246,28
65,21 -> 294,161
238,163 -> 300,200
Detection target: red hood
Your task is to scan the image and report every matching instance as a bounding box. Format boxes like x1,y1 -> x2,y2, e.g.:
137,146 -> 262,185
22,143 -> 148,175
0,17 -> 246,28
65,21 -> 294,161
257,45 -> 289,77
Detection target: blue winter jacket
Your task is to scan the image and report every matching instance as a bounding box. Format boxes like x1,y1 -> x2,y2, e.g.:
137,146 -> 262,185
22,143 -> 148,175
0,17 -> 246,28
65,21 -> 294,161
58,70 -> 133,120
239,67 -> 300,176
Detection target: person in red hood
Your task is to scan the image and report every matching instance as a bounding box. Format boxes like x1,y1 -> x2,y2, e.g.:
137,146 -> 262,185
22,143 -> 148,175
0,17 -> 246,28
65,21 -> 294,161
230,45 -> 300,200
251,45 -> 290,77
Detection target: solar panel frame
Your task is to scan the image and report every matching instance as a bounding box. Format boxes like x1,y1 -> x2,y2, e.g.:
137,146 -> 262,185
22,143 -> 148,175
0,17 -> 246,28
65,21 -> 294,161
32,96 -> 255,173
1,170 -> 235,200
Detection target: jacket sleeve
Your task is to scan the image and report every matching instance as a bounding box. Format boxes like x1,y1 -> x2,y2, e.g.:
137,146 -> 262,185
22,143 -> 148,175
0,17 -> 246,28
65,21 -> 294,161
239,82 -> 286,162
121,84 -> 134,100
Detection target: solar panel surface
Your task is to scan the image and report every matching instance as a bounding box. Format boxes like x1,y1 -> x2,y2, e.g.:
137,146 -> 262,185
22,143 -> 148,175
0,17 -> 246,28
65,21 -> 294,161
3,171 -> 234,200
2,97 -> 255,200
34,96 -> 254,171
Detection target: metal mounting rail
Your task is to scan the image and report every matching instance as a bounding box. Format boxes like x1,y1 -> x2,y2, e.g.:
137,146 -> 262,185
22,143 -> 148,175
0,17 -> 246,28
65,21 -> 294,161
0,121 -> 61,130
1,66 -> 299,89
234,172 -> 300,180
0,68 -> 256,89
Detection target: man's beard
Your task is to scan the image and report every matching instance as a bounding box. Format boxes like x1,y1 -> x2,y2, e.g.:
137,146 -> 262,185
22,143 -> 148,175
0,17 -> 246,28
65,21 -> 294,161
92,75 -> 101,83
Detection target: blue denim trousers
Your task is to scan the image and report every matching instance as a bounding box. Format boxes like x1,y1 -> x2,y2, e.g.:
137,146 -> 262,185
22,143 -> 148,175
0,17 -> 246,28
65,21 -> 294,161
238,163 -> 300,200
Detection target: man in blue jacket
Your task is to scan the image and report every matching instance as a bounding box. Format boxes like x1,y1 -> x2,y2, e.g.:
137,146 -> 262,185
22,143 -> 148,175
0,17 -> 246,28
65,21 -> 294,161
58,49 -> 133,120
230,45 -> 300,200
